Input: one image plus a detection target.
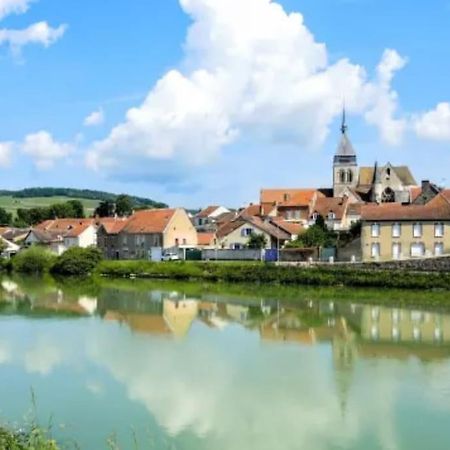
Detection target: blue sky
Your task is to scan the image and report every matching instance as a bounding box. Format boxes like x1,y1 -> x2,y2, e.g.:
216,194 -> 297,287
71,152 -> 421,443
0,0 -> 449,208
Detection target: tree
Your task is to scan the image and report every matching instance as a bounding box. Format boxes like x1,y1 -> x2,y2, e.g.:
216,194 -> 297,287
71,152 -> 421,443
51,247 -> 103,276
287,224 -> 336,249
115,194 -> 134,217
66,200 -> 85,218
0,207 -> 12,226
95,201 -> 116,218
247,233 -> 267,249
12,246 -> 56,274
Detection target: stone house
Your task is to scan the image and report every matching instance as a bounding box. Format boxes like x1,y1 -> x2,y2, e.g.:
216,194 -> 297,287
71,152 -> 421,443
98,208 -> 198,260
361,191 -> 450,262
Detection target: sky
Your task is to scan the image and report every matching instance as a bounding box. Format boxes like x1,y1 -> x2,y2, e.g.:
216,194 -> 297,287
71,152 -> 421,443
0,0 -> 450,208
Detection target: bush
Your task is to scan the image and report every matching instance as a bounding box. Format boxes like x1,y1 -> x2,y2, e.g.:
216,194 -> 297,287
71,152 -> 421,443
51,246 -> 103,276
12,247 -> 56,274
0,426 -> 59,450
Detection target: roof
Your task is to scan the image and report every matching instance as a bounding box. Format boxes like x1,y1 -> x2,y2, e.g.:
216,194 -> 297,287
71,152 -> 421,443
239,204 -> 262,217
410,186 -> 422,203
196,205 -> 220,218
197,232 -> 216,246
98,218 -> 128,235
27,228 -> 63,243
216,216 -> 290,241
361,197 -> 450,221
34,218 -> 95,238
122,208 -> 177,234
358,165 -> 417,187
270,218 -> 304,236
346,203 -> 365,216
312,197 -> 348,220
335,132 -> 356,158
260,189 -> 320,207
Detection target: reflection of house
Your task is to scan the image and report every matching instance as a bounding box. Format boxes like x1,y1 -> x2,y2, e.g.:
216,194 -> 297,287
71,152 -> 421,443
0,236 -> 20,259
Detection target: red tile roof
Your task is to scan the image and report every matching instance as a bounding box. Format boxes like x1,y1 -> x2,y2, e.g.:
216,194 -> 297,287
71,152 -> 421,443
361,197 -> 450,221
270,218 -> 304,236
98,218 -> 129,235
197,232 -> 216,246
35,218 -> 95,238
122,208 -> 177,234
260,189 -> 321,207
312,197 -> 348,220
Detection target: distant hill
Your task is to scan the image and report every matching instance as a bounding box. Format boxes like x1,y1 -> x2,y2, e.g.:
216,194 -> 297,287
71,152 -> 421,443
0,187 -> 168,217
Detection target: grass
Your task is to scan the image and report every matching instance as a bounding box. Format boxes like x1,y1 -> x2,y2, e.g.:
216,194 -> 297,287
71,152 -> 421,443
96,260 -> 450,292
0,196 -> 100,217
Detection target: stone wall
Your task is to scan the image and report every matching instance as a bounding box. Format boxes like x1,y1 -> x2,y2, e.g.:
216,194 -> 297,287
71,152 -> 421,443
350,256 -> 450,272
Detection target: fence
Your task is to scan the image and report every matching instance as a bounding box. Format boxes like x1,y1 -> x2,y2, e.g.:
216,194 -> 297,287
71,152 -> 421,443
202,249 -> 263,261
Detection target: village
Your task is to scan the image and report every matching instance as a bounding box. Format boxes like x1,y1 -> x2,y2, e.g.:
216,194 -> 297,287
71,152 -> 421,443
1,115 -> 450,265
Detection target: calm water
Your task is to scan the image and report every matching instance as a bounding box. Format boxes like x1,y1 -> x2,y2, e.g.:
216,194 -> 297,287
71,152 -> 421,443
0,276 -> 450,450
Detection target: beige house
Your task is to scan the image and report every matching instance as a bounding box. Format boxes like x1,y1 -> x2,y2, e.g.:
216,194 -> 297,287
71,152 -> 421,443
216,216 -> 290,249
361,191 -> 450,261
98,208 -> 198,260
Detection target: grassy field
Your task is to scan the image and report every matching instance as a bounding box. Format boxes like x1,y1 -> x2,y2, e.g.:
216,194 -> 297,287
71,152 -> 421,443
0,196 -> 100,217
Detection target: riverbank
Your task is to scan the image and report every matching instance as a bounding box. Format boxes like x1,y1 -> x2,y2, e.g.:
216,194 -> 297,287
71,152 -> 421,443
96,260 -> 450,290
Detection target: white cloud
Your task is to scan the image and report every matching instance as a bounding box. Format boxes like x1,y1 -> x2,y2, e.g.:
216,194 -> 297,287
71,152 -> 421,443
24,337 -> 64,375
0,0 -> 32,20
0,141 -> 13,167
21,130 -> 73,170
86,0 -> 407,174
84,108 -> 105,127
414,102 -> 450,141
0,1 -> 66,55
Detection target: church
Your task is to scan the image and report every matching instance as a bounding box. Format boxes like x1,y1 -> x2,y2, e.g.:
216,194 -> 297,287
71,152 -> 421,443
332,111 -> 417,204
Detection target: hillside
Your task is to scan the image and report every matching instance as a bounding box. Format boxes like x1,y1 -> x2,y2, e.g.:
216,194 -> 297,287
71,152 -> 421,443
0,187 -> 167,217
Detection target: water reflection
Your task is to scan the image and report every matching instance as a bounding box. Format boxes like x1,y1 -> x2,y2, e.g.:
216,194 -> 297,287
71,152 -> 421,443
1,277 -> 450,449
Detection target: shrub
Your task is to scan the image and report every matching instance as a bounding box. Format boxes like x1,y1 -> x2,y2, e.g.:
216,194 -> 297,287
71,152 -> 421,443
0,425 -> 59,450
51,246 -> 103,276
12,246 -> 56,274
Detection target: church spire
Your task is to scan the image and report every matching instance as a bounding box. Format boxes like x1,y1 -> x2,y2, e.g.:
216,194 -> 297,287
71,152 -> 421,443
341,105 -> 348,135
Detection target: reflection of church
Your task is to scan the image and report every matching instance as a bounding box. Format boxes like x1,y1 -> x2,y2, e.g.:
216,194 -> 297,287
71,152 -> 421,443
333,111 -> 417,203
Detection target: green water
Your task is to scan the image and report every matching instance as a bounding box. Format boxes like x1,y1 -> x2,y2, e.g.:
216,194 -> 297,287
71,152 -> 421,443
0,276 -> 450,450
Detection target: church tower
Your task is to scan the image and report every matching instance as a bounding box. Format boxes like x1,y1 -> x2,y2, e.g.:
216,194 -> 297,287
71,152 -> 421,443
333,109 -> 358,198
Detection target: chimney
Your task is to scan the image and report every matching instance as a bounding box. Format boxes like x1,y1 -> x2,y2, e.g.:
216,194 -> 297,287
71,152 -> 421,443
421,180 -> 431,190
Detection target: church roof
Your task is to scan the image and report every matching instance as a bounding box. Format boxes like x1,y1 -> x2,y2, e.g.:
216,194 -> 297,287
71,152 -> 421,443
358,166 -> 417,187
335,133 -> 356,158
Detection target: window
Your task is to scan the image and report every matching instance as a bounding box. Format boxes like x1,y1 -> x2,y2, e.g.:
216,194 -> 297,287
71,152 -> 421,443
328,211 -> 336,220
392,243 -> 401,260
371,243 -> 380,258
371,223 -> 380,237
293,210 -> 301,220
411,243 -> 425,257
392,223 -> 401,238
242,227 -> 253,237
413,223 -> 422,238
382,187 -> 395,203
283,193 -> 290,202
435,242 -> 444,256
435,223 -> 444,238
339,170 -> 346,183
347,170 -> 353,183
312,212 -> 318,221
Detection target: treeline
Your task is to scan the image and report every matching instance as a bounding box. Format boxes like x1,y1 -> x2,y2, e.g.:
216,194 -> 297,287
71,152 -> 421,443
0,187 -> 167,208
0,200 -> 85,227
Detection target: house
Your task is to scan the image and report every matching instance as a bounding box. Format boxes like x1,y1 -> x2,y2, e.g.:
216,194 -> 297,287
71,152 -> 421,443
216,216 -> 291,249
193,205 -> 231,231
96,218 -> 128,259
0,227 -> 29,243
309,197 -> 350,231
360,191 -> 450,261
196,232 -> 217,249
0,236 -> 20,259
24,219 -> 97,255
260,189 -> 323,224
99,208 -> 198,260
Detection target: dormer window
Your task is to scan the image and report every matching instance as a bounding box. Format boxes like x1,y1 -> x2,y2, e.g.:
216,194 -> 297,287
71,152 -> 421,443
283,193 -> 290,202
328,211 -> 336,220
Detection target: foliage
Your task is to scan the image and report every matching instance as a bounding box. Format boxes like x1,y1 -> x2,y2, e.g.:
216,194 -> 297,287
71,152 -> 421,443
0,238 -> 6,254
287,224 -> 336,248
51,247 -> 103,276
247,233 -> 267,249
95,200 -> 116,218
12,247 -> 56,274
97,260 -> 450,291
0,207 -> 12,226
0,187 -> 167,208
15,200 -> 85,226
0,426 -> 59,450
115,194 -> 134,217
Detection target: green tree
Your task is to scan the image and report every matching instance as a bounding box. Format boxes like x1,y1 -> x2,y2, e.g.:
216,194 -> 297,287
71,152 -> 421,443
0,207 -> 12,226
247,233 -> 267,249
12,246 -> 56,274
115,194 -> 134,217
51,246 -> 103,276
66,200 -> 85,218
95,201 -> 116,217
287,225 -> 336,249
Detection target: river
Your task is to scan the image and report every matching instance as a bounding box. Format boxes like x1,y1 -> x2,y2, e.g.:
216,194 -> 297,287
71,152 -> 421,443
0,275 -> 449,449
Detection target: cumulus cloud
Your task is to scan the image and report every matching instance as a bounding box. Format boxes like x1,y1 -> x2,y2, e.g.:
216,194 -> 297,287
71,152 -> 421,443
414,102 -> 450,141
84,108 -> 105,127
0,0 -> 66,55
21,130 -> 73,170
0,141 -> 13,167
86,0 -> 407,176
